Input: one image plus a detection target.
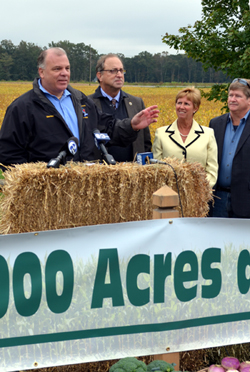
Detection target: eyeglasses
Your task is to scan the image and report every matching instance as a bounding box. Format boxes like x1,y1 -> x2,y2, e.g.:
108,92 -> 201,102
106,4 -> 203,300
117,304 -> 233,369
101,68 -> 126,75
232,78 -> 250,89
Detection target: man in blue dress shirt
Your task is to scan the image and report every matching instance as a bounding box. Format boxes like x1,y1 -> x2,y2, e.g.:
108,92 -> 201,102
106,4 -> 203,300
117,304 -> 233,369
209,78 -> 250,218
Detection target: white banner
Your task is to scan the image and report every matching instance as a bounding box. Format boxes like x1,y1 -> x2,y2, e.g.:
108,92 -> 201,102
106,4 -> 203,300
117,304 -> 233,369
0,218 -> 250,371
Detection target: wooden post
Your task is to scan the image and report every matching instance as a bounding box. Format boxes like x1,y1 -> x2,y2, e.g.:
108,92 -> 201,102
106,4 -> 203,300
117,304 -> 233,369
152,185 -> 180,371
153,185 -> 179,219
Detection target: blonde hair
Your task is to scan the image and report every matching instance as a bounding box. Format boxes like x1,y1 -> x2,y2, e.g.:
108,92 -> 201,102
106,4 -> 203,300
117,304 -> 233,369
175,87 -> 201,111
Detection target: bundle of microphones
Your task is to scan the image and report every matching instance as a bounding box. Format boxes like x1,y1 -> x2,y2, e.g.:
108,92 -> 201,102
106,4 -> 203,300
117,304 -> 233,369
47,129 -> 166,168
92,129 -> 116,165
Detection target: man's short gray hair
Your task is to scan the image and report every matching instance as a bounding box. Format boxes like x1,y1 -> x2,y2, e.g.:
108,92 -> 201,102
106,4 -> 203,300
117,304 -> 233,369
95,53 -> 123,83
37,47 -> 67,69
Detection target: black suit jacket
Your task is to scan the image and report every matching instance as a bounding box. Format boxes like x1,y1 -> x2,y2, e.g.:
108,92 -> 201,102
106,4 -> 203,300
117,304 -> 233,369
210,113 -> 250,217
88,88 -> 152,156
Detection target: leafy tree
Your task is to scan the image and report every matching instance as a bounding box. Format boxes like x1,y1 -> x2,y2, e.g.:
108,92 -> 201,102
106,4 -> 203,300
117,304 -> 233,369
152,52 -> 169,82
162,0 -> 250,109
0,40 -> 15,55
0,38 -> 232,84
132,51 -> 154,82
0,53 -> 13,80
12,41 -> 42,80
49,40 -> 98,82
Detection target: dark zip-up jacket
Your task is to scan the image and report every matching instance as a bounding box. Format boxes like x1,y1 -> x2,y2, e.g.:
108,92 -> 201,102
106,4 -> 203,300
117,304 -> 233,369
0,79 -> 138,168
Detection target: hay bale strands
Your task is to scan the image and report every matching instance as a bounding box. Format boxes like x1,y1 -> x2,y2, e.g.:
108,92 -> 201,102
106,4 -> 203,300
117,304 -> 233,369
0,159 -> 213,235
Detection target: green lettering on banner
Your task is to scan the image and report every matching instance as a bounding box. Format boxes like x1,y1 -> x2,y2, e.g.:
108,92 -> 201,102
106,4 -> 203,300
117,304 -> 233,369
238,249 -> 250,294
0,255 -> 9,318
201,248 -> 221,298
154,253 -> 172,303
126,254 -> 150,306
13,252 -> 42,317
174,250 -> 198,302
45,250 -> 74,313
91,249 -> 124,309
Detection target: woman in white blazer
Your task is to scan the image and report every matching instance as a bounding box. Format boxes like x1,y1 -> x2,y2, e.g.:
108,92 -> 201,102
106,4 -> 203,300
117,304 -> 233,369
152,87 -> 218,188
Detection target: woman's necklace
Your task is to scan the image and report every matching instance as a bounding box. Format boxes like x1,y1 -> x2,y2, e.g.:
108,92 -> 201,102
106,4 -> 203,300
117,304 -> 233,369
178,131 -> 189,137
177,121 -> 191,138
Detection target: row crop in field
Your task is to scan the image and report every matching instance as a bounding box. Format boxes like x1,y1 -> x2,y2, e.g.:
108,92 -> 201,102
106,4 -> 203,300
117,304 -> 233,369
0,82 -> 224,142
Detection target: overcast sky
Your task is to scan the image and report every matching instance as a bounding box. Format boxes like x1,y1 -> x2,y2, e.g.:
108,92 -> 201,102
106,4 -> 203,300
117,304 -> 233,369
1,0 -> 202,57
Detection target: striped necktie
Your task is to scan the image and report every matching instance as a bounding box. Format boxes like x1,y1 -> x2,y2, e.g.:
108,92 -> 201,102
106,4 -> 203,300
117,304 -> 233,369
111,98 -> 116,109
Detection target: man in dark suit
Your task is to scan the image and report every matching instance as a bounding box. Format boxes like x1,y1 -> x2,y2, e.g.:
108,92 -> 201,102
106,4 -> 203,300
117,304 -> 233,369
88,53 -> 152,162
209,78 -> 250,218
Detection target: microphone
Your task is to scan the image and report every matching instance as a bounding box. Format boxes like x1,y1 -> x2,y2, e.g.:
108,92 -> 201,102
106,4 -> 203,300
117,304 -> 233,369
92,129 -> 116,165
149,158 -> 167,165
47,137 -> 79,168
136,152 -> 167,165
136,152 -> 153,165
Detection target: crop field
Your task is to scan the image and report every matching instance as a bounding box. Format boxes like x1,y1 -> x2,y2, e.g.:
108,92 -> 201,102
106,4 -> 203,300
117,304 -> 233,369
0,82 -> 225,142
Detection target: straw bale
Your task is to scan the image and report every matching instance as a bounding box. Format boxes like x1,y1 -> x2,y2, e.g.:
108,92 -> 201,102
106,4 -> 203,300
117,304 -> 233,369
0,159 -> 212,234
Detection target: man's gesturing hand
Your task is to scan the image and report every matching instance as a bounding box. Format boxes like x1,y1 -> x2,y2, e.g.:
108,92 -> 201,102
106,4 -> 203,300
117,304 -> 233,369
131,105 -> 159,131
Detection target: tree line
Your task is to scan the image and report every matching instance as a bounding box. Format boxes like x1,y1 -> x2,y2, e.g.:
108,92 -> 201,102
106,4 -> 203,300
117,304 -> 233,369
0,39 -> 230,84
162,0 -> 250,105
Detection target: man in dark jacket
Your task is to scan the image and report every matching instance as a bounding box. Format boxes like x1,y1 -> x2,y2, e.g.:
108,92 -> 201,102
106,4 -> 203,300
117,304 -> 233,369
209,78 -> 250,218
0,48 -> 158,169
88,53 -> 151,162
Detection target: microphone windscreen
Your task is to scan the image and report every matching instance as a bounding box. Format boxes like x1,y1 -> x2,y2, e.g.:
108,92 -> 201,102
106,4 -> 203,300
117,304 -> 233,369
67,138 -> 78,155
